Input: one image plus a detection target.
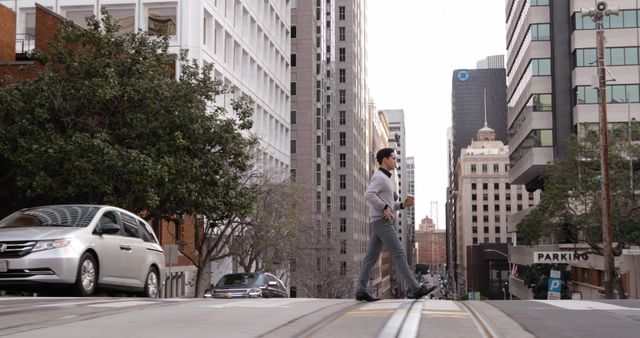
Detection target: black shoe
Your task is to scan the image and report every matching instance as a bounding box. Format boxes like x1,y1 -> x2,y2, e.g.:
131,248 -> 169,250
413,284 -> 437,299
355,292 -> 381,302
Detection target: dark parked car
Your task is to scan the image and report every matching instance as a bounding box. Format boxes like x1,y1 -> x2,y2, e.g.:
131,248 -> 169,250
204,272 -> 288,299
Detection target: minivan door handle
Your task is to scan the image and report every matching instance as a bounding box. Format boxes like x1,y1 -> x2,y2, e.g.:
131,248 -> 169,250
119,245 -> 132,252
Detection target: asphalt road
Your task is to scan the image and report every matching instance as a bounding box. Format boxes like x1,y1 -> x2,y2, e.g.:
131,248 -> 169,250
1,296 -> 639,337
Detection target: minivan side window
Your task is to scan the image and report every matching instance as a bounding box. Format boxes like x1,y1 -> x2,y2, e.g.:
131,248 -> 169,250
137,220 -> 156,243
119,213 -> 139,239
96,211 -> 120,235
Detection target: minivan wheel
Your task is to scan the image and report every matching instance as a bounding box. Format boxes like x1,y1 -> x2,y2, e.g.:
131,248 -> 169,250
143,267 -> 160,298
75,253 -> 97,297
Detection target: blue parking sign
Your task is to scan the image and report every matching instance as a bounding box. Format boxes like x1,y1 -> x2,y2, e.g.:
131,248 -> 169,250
548,278 -> 562,293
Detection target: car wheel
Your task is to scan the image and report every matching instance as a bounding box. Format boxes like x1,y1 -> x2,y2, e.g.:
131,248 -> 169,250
75,253 -> 97,297
143,267 -> 160,298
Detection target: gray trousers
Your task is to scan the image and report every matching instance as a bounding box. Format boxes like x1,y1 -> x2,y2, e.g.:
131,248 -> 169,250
356,218 -> 420,294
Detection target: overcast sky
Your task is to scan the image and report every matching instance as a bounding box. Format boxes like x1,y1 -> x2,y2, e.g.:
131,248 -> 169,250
367,0 -> 507,228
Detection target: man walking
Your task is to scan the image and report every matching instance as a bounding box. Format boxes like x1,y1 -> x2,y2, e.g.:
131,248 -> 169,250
355,148 -> 436,302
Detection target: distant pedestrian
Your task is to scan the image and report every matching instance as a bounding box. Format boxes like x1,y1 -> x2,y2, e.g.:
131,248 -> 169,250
355,148 -> 436,302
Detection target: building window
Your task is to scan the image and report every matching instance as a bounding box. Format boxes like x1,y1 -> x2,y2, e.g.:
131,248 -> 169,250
495,226 -> 501,233
326,196 -> 331,211
339,27 -> 345,41
530,23 -> 550,41
316,191 -> 321,213
103,6 -> 136,34
517,204 -> 523,211
482,164 -> 488,173
473,237 -> 478,245
340,175 -> 346,189
506,204 -> 511,212
339,132 -> 346,146
339,68 -> 346,83
339,110 -> 346,124
339,90 -> 346,104
472,215 -> 478,222
147,6 -> 177,36
482,183 -> 488,190
495,215 -> 500,222
472,226 -> 478,234
340,218 -> 346,232
291,25 -> 296,38
471,193 -> 477,201
472,205 -> 477,212
483,215 -> 489,222
339,6 -> 345,20
494,194 -> 499,201
506,193 -> 511,201
493,164 -> 500,173
483,205 -> 489,212
517,193 -> 522,201
290,140 -> 296,153
291,54 -> 296,67
291,82 -> 297,95
340,240 -> 347,254
326,171 -> 331,191
494,183 -> 499,190
483,193 -> 488,201
484,226 -> 489,233
339,48 -> 346,62
471,164 -> 477,173
340,261 -> 346,275
291,111 -> 296,124
531,58 -> 552,76
471,183 -> 477,190
340,153 -> 346,167
495,205 -> 500,211
340,196 -> 346,210
484,237 -> 490,243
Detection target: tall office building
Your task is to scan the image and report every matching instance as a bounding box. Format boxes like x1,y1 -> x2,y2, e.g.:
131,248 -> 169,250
332,0 -> 370,298
446,58 -> 507,292
406,156 -> 416,265
0,0 -> 291,173
505,0 -> 640,300
476,55 -> 505,69
291,0 -> 369,298
380,110 -> 411,251
289,0 -> 345,298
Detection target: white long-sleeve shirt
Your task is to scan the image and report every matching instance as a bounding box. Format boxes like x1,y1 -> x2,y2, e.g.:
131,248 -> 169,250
365,169 -> 402,222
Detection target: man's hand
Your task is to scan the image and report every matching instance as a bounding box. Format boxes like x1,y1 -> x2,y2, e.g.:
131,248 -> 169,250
383,207 -> 394,220
404,195 -> 415,208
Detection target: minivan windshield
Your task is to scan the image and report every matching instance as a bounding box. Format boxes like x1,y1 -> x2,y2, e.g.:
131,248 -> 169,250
0,206 -> 100,228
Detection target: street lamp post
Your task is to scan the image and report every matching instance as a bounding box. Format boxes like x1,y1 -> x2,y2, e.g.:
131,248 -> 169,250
484,248 -> 511,300
581,1 -> 619,299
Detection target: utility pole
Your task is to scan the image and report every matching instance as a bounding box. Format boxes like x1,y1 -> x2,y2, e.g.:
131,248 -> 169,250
581,1 -> 618,299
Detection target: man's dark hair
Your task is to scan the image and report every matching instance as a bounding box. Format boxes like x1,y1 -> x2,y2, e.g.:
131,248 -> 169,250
376,148 -> 395,165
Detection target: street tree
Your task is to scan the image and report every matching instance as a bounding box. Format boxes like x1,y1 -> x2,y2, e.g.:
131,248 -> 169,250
0,10 -> 258,296
227,172 -> 305,281
517,128 -> 640,298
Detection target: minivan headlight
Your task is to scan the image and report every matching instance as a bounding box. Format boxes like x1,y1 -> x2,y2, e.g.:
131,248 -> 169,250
32,239 -> 71,252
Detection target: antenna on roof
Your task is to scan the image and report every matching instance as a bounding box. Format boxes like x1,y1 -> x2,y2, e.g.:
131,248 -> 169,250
483,88 -> 488,128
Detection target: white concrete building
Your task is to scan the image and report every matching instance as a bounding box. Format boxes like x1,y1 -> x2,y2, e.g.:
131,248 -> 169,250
454,125 -> 540,295
1,0 -> 292,173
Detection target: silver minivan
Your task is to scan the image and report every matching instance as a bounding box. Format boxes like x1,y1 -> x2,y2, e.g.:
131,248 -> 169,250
0,205 -> 165,297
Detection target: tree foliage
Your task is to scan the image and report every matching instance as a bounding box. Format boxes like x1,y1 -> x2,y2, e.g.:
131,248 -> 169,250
517,129 -> 640,253
227,172 -> 304,279
522,263 -> 573,299
0,10 -> 258,295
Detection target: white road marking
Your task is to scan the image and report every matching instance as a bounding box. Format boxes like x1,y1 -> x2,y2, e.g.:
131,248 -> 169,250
532,300 -> 640,310
360,300 -> 405,310
397,300 -> 424,338
422,300 -> 461,311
